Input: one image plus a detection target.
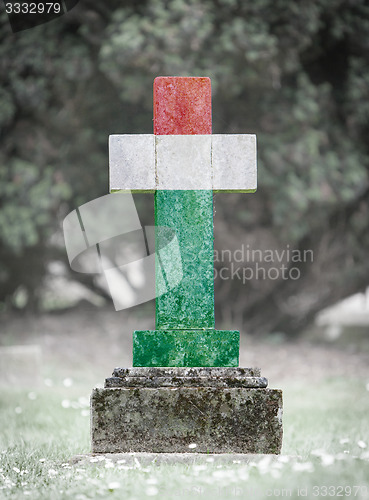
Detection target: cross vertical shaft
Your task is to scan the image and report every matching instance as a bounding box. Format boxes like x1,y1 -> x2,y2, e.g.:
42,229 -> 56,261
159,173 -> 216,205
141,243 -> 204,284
133,77 -> 239,367
154,78 -> 214,330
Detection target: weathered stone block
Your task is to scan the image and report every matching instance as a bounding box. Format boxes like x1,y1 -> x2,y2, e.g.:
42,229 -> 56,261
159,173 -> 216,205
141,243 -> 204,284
91,368 -> 282,454
109,134 -> 155,192
108,133 -> 257,191
153,77 -> 212,135
112,366 -> 261,378
110,367 -> 260,387
156,135 -> 212,190
212,134 -> 257,192
133,330 -> 239,367
155,190 -> 215,331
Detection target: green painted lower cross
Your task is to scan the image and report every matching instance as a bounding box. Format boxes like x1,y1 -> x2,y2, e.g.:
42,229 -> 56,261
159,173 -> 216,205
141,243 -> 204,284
109,76 -> 257,367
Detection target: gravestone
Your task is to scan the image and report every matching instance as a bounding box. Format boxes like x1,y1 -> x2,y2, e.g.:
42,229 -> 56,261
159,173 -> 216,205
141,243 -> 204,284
91,77 -> 283,453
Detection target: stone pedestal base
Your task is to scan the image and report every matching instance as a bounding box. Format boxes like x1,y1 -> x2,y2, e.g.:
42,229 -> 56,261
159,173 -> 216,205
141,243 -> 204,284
91,368 -> 283,454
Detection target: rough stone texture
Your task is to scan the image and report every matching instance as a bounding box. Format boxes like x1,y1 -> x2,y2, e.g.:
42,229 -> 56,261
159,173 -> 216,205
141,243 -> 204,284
113,367 -> 261,377
154,190 -> 215,330
133,330 -> 239,367
153,77 -> 212,135
109,134 -> 155,192
105,376 -> 268,388
91,385 -> 283,454
108,134 -> 257,191
212,134 -> 257,192
107,367 -> 266,388
156,135 -> 212,190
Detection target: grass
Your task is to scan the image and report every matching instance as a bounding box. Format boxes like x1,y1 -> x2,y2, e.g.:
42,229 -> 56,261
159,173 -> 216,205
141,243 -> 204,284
0,377 -> 369,499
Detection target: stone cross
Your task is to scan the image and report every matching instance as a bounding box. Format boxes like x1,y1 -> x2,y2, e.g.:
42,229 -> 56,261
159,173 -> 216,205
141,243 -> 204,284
109,76 -> 257,367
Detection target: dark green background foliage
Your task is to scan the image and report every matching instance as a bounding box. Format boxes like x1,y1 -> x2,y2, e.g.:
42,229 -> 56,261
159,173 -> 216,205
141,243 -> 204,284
0,0 -> 368,334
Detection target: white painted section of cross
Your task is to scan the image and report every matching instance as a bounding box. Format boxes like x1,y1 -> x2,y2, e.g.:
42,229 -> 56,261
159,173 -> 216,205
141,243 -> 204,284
109,132 -> 257,192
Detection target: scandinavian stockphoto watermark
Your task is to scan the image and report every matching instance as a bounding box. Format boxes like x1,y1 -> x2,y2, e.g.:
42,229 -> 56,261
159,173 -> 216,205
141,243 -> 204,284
63,193 -> 183,311
214,244 -> 313,282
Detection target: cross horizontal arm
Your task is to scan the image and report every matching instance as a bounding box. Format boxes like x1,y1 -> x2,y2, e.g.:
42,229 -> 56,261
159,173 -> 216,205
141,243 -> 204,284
109,134 -> 257,192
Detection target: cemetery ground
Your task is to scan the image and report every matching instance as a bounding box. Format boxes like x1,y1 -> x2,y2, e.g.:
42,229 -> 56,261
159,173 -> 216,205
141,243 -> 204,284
1,305 -> 369,499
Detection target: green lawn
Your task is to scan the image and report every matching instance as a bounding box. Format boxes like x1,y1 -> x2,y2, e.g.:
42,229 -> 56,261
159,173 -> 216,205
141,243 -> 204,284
1,377 -> 368,499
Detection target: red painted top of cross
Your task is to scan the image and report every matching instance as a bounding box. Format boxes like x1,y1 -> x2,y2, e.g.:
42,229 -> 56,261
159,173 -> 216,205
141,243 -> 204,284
109,76 -> 257,192
154,77 -> 212,135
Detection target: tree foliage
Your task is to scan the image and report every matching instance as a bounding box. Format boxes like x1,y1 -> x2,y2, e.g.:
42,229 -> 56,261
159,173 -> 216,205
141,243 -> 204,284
1,0 -> 369,333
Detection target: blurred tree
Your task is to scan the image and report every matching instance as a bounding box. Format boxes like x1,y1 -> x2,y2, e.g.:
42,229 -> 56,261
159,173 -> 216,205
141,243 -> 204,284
0,0 -> 368,333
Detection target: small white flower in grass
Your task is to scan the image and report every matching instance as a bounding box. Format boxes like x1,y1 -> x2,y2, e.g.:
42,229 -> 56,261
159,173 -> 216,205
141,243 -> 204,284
277,455 -> 290,463
292,462 -> 314,472
206,457 -> 214,463
24,491 -> 31,496
61,400 -> 70,409
335,453 -> 349,460
321,454 -> 335,466
117,459 -> 126,464
146,486 -> 158,496
271,468 -> 281,479
108,482 -> 121,491
193,465 -> 207,472
358,440 -> 367,449
272,461 -> 283,470
90,458 -> 99,463
339,438 -> 349,445
27,392 -> 37,400
256,455 -> 272,474
21,482 -> 27,486
105,462 -> 114,469
48,469 -> 58,477
311,449 -> 325,457
238,467 -> 249,481
15,407 -> 22,414
63,378 -> 73,387
13,467 -> 20,474
188,443 -> 197,449
39,459 -> 46,463
146,477 -> 158,485
233,460 -> 241,464
78,396 -> 89,407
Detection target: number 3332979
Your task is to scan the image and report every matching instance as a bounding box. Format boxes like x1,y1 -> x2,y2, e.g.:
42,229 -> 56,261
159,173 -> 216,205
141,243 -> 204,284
5,3 -> 62,14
